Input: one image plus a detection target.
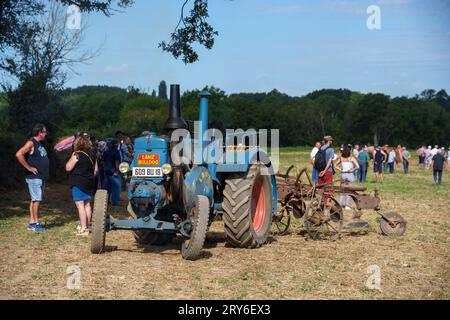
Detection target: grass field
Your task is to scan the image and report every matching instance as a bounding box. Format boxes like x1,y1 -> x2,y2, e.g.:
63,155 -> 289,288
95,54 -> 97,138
0,150 -> 449,299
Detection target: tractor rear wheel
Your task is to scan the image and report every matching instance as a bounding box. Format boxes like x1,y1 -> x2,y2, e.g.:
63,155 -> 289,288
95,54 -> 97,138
127,203 -> 174,245
222,164 -> 273,248
91,189 -> 109,254
181,195 -> 210,260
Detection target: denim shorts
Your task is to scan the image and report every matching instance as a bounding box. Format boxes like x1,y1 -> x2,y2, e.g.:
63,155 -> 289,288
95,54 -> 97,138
71,186 -> 92,202
26,178 -> 45,201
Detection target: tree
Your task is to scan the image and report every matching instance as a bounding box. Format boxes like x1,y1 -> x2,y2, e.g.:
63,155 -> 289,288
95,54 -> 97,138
159,0 -> 218,64
1,0 -> 217,66
353,93 -> 390,145
158,80 -> 168,100
151,89 -> 157,97
1,1 -> 97,133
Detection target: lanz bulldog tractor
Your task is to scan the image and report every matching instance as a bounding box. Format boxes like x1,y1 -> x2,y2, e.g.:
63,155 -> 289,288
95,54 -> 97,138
91,84 -> 277,260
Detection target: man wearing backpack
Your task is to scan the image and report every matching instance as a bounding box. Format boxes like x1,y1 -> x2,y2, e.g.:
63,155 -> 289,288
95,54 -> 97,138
315,136 -> 335,190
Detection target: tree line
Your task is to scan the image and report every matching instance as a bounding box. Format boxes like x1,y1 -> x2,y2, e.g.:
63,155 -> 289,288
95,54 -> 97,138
1,83 -> 449,187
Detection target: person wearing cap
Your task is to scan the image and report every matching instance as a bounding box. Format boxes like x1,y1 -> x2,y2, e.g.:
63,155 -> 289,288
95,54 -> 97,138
318,136 -> 335,197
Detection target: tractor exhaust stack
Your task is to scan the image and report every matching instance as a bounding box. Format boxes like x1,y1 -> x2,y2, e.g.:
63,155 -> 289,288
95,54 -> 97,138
164,84 -> 188,131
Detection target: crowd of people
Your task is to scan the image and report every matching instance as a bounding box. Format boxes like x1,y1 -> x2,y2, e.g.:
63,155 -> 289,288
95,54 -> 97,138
310,136 -> 448,210
15,123 -> 138,234
14,123 -> 449,233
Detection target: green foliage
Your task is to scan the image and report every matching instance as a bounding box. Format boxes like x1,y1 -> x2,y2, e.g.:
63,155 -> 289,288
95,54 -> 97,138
1,84 -> 450,189
118,95 -> 167,134
159,0 -> 218,64
158,81 -> 168,100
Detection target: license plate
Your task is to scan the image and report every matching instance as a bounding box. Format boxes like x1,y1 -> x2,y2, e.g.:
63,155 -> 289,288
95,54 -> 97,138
132,167 -> 162,178
137,154 -> 160,166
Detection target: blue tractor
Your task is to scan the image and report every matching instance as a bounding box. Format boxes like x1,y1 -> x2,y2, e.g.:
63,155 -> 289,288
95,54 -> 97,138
91,84 -> 277,260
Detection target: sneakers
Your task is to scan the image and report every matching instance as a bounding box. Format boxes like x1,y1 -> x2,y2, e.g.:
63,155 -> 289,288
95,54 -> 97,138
27,223 -> 36,231
27,222 -> 45,232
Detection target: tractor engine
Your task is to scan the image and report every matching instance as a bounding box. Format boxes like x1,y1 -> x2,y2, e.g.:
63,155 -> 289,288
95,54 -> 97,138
126,132 -> 171,218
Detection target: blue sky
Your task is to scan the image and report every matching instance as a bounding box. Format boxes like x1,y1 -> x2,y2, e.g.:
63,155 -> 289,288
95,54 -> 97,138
65,0 -> 450,97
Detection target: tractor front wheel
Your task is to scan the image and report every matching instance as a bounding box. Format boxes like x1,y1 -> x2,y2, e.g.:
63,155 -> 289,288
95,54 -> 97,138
91,189 -> 109,254
181,195 -> 210,260
222,164 -> 274,248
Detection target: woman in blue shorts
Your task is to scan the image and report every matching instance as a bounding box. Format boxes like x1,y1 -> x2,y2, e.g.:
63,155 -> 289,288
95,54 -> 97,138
65,134 -> 98,235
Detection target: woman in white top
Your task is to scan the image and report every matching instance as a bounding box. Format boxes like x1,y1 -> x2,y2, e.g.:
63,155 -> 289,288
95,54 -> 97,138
335,145 -> 360,210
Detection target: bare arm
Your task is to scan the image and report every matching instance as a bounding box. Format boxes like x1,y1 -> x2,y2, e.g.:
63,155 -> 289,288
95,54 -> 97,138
334,157 -> 342,172
65,153 -> 79,172
15,141 -> 38,174
320,157 -> 334,177
94,160 -> 98,176
351,157 -> 360,171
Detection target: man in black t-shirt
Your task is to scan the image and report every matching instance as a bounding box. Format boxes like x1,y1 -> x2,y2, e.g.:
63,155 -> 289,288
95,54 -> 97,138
15,123 -> 49,232
431,150 -> 447,185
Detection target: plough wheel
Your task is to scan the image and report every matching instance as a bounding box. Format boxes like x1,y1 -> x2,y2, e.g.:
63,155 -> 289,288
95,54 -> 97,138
380,211 -> 406,236
304,196 -> 343,240
274,206 -> 291,235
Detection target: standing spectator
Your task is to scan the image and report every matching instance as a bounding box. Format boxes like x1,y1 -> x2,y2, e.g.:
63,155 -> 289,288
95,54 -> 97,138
431,145 -> 439,158
65,135 -> 98,235
448,147 -> 450,171
382,145 -> 390,173
425,146 -> 433,169
115,130 -> 132,164
373,145 -> 387,183
416,146 -> 426,168
387,147 -> 396,174
395,145 -> 404,165
15,123 -> 49,232
310,141 -> 321,184
90,136 -> 99,194
316,136 -> 335,202
402,147 -> 411,174
357,146 -> 370,183
116,131 -> 132,191
103,139 -> 122,205
352,144 -> 359,177
431,149 -> 446,185
97,140 -> 107,189
335,145 -> 359,210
